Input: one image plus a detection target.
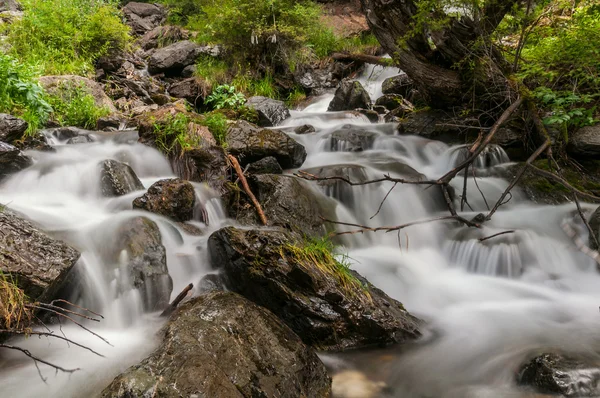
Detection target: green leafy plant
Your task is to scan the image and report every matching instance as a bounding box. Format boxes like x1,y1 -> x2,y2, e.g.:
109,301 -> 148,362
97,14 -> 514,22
201,112 -> 228,147
205,85 -> 246,110
46,83 -> 111,129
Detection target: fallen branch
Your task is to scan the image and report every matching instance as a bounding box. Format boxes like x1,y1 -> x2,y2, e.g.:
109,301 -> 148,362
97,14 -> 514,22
295,170 -> 438,187
228,155 -> 268,225
331,52 -> 393,67
0,329 -> 105,357
572,193 -> 599,249
478,230 -> 516,242
322,215 -> 478,236
0,344 -> 80,376
160,283 -> 193,317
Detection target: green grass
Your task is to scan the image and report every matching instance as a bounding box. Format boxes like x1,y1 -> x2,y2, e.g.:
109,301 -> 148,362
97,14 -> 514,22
201,112 -> 228,147
286,87 -> 307,108
0,272 -> 31,331
46,83 -> 111,129
195,57 -> 230,86
154,112 -> 230,152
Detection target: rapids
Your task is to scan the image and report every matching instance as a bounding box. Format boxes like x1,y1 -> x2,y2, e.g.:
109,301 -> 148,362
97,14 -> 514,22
1,62 -> 599,397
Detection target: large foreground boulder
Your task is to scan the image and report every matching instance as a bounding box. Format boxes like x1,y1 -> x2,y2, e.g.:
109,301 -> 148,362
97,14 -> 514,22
518,353 -> 600,397
0,114 -> 27,143
246,96 -> 291,127
226,120 -> 307,168
0,142 -> 31,180
0,209 -> 80,302
99,160 -> 144,197
101,291 -> 332,398
133,178 -> 196,222
328,80 -> 371,112
147,40 -> 201,75
208,227 -> 422,351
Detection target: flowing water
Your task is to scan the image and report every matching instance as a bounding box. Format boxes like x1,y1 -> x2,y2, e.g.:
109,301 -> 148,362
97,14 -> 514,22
1,63 -> 599,397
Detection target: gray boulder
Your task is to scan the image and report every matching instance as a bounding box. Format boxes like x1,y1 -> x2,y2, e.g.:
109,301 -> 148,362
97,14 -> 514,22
568,125 -> 600,158
381,73 -> 414,97
328,80 -> 371,112
375,94 -> 405,111
147,40 -> 201,75
0,0 -> 21,11
0,114 -> 27,143
0,141 -> 31,180
246,156 -> 283,175
294,124 -> 316,135
208,227 -> 422,351
101,291 -> 332,398
226,120 -> 307,168
122,1 -> 166,35
133,178 -> 196,222
0,208 -> 80,302
328,125 -> 378,152
65,135 -> 94,145
246,96 -> 291,127
99,159 -> 144,197
168,77 -> 208,108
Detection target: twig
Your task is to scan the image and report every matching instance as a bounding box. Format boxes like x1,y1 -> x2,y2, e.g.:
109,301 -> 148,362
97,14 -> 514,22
49,299 -> 105,319
472,167 -> 490,210
32,302 -> 101,322
528,166 -> 600,202
322,215 -> 476,236
228,155 -> 268,225
561,220 -> 600,268
160,283 -> 193,317
0,330 -> 105,357
478,230 -> 516,242
370,182 -> 397,219
0,344 -> 80,374
295,170 -> 437,187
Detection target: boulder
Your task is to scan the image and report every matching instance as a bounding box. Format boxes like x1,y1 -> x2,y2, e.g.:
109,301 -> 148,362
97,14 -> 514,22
171,146 -> 229,193
208,227 -> 422,351
226,120 -> 307,168
0,208 -> 80,302
246,156 -> 283,175
181,64 -> 197,78
568,125 -> 600,158
0,114 -> 27,143
110,217 -> 172,311
168,77 -> 209,108
43,126 -> 94,142
138,25 -> 188,50
99,159 -> 144,197
39,75 -> 117,113
0,0 -> 21,12
397,109 -> 452,138
65,135 -> 94,145
0,141 -> 31,180
381,73 -> 414,97
329,125 -> 378,152
374,94 -> 404,111
383,103 -> 415,123
133,178 -> 196,222
101,292 -> 331,398
518,353 -> 600,397
295,124 -> 316,135
328,80 -> 371,112
122,1 -> 166,35
226,174 -> 333,237
246,96 -> 291,127
96,115 -> 122,131
147,40 -> 201,75
197,273 -> 224,294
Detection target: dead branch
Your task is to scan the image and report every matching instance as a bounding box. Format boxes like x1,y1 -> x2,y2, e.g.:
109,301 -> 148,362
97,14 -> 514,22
331,52 -> 393,67
32,302 -> 101,322
0,329 -> 105,357
228,155 -> 268,225
573,193 -> 599,249
472,167 -> 490,210
528,166 -> 600,202
49,299 -> 105,319
322,215 -> 478,236
370,182 -> 397,219
478,230 -> 516,242
160,283 -> 193,317
0,344 -> 80,374
295,170 -> 438,187
561,220 -> 600,268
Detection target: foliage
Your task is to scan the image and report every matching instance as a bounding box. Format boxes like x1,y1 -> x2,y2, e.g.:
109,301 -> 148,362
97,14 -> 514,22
202,112 -> 228,147
6,0 -> 131,76
46,83 -> 111,129
286,87 -> 307,108
195,56 -> 230,86
153,113 -> 197,153
206,85 -> 246,110
0,53 -> 52,134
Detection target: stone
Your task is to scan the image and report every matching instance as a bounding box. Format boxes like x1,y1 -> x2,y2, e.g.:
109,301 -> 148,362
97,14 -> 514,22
0,208 -> 80,302
294,124 -> 316,135
329,124 -> 378,152
0,0 -> 21,12
357,108 -> 379,123
168,77 -> 209,108
65,135 -> 94,145
384,104 -> 415,123
0,114 -> 27,143
568,125 -> 600,158
208,227 -> 422,351
96,116 -> 122,131
147,40 -> 202,76
181,64 -> 197,78
43,126 -> 94,142
375,94 -> 404,111
0,141 -> 31,180
39,75 -> 117,113
197,273 -> 224,294
122,2 -> 166,35
138,25 -> 188,50
99,159 -> 144,197
226,120 -> 307,168
246,96 -> 291,127
381,73 -> 414,97
101,291 -> 332,398
328,80 -> 371,112
133,178 -> 196,222
246,156 -> 283,175
302,164 -> 369,208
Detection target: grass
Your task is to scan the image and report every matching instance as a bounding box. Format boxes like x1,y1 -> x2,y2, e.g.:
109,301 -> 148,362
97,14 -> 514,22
195,56 -> 230,86
46,83 -> 111,129
202,112 -> 228,147
286,87 -> 307,108
0,272 -> 31,331
154,112 -> 230,153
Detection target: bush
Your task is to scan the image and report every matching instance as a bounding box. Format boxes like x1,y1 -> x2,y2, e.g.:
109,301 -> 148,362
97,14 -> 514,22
46,83 -> 111,129
205,85 -> 246,110
6,0 -> 131,76
202,113 -> 228,146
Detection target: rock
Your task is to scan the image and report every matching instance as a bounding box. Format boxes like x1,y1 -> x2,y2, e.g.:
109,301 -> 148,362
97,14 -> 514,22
111,217 -> 172,311
293,61 -> 353,93
101,291 -> 331,398
302,164 -> 369,208
328,80 -> 371,112
208,227 -> 422,350
197,273 -> 224,294
226,120 -> 307,168
357,108 -> 379,123
375,94 -> 404,111
0,141 -> 31,179
0,208 -> 80,302
329,124 -> 378,152
122,1 -> 166,35
96,115 -> 122,131
168,77 -> 209,108
397,109 -> 452,138
99,159 -> 144,197
246,156 -> 283,175
181,64 -> 197,78
589,207 -> 600,250
147,40 -> 202,76
172,146 -> 229,192
0,0 -> 21,12
225,174 -> 334,237
138,25 -> 188,50
295,124 -> 316,135
568,125 -> 600,158
518,353 -> 600,397
65,135 -> 94,145
0,114 -> 27,143
373,105 -> 387,115
246,96 -> 291,127
39,75 -> 117,113
384,104 -> 414,123
43,126 -> 94,141
133,178 -> 196,222
381,73 -> 414,97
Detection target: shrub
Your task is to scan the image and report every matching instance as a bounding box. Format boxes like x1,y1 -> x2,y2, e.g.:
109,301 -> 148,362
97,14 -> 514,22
46,83 -> 111,129
205,85 -> 246,110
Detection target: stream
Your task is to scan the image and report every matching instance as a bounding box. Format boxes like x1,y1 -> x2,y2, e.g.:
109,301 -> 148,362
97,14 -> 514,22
1,63 -> 600,397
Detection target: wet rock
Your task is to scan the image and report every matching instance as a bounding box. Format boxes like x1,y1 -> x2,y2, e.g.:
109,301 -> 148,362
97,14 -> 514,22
0,0 -> 21,12
208,227 -> 422,350
171,146 -> 229,193
0,141 -> 31,179
138,25 -> 188,50
226,120 -> 307,168
0,114 -> 27,143
375,94 -> 404,111
13,135 -> 53,152
568,125 -> 600,158
373,105 -> 388,115
122,1 -> 166,35
518,353 -> 600,397
247,156 -> 283,175
357,108 -> 380,123
39,75 -> 117,113
65,135 -> 94,145
197,273 -> 224,294
96,115 -> 122,131
101,291 -> 331,398
302,164 -> 369,208
111,216 -> 172,311
147,40 -> 202,76
168,77 -> 209,108
397,109 -> 452,138
99,159 -> 144,197
381,73 -> 413,97
383,104 -> 414,123
329,124 -> 378,152
133,178 -> 196,222
328,80 -> 371,112
181,64 -> 197,78
43,126 -> 93,141
0,208 -> 80,302
225,174 -> 333,237
293,61 -> 353,93
246,96 -> 291,127
295,124 -> 316,135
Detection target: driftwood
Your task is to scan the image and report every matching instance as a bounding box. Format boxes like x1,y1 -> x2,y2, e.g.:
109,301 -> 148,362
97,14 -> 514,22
228,154 -> 268,225
160,283 -> 193,317
331,52 -> 393,67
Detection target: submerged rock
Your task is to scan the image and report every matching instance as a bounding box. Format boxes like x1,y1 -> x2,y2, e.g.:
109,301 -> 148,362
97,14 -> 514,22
0,113 -> 27,143
133,178 -> 196,222
0,209 -> 80,302
65,135 -> 94,145
246,96 -> 291,127
226,120 -> 307,168
295,124 -> 316,135
147,40 -> 202,75
101,291 -> 331,398
328,80 -> 371,112
208,227 -> 422,351
99,159 -> 144,197
329,125 -> 378,152
0,141 -> 31,180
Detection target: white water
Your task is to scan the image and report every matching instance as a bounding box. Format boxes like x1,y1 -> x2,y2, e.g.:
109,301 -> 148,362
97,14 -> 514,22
1,63 -> 599,397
